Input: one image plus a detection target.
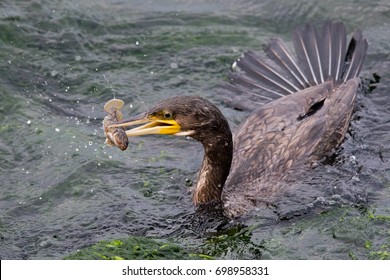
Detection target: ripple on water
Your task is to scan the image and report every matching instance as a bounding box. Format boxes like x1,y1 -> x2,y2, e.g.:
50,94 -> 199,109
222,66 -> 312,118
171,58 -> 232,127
0,0 -> 389,260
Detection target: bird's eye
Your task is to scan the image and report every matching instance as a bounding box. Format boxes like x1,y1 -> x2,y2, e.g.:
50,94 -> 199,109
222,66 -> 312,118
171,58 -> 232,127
163,110 -> 173,119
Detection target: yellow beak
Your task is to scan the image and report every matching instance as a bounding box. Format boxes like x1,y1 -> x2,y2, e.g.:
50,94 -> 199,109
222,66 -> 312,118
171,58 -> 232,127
108,114 -> 181,136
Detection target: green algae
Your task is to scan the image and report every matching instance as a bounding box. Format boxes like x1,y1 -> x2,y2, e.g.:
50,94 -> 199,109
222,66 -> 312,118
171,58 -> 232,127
64,236 -> 213,260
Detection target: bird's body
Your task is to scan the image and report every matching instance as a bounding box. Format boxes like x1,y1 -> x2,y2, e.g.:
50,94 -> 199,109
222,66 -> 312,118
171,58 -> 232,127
223,80 -> 358,216
107,21 -> 368,218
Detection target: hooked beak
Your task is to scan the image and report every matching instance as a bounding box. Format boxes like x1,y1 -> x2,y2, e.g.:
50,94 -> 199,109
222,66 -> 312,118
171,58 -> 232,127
108,113 -> 181,136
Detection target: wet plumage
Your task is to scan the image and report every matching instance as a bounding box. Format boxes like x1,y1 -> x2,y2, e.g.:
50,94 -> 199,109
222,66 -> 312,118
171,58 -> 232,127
107,21 -> 368,218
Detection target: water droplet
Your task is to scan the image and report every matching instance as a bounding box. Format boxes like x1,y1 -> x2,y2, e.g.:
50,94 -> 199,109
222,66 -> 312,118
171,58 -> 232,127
55,128 -> 60,132
352,175 -> 360,182
332,194 -> 341,200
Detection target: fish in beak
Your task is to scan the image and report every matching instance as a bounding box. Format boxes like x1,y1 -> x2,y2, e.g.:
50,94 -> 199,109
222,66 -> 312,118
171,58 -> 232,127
108,112 -> 182,137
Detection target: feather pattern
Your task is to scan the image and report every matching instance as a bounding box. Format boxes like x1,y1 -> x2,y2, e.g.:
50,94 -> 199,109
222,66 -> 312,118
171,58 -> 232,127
342,30 -> 369,81
264,38 -> 308,88
334,22 -> 347,82
293,25 -> 319,85
235,51 -> 299,94
220,21 -> 368,109
321,22 -> 332,79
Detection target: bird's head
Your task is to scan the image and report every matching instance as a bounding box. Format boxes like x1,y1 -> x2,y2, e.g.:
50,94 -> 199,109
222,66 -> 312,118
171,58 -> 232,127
109,96 -> 230,143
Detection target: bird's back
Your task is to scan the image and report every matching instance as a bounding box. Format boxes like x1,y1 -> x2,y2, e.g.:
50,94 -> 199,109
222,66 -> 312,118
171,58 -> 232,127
221,21 -> 368,217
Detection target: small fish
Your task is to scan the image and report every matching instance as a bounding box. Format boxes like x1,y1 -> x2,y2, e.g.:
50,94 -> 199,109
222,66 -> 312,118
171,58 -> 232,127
103,98 -> 129,151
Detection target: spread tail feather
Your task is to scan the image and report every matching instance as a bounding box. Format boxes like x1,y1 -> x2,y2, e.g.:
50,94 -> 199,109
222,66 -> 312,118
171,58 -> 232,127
220,21 -> 368,109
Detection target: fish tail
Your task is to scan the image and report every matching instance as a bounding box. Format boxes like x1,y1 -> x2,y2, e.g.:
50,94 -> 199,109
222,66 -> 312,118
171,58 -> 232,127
104,98 -> 125,113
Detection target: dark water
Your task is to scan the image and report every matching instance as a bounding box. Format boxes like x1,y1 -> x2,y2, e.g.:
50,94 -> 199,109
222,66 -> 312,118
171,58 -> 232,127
0,0 -> 389,259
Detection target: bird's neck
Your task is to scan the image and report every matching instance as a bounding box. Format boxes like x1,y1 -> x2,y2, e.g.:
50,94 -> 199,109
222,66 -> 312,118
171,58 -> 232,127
192,132 -> 233,206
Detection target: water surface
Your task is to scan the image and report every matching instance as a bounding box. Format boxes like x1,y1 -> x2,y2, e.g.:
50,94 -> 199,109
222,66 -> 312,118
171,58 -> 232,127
0,0 -> 389,259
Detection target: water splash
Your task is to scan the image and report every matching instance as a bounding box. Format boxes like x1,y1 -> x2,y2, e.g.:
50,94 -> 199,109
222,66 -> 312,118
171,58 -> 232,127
102,73 -> 116,98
